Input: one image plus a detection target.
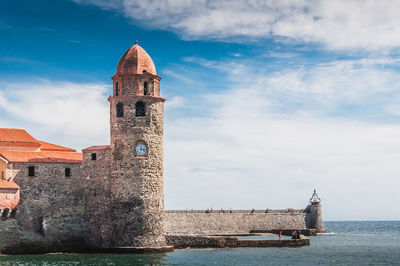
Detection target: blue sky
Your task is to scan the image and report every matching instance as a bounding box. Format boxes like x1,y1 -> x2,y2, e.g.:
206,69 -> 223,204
1,0 -> 400,220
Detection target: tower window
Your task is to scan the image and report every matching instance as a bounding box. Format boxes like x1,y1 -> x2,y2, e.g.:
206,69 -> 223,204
2,209 -> 8,218
65,167 -> 71,177
91,153 -> 97,160
116,102 -> 124,117
28,166 -> 35,177
144,82 -> 148,95
115,82 -> 119,96
1,171 -> 4,180
135,101 -> 145,116
10,209 -> 17,218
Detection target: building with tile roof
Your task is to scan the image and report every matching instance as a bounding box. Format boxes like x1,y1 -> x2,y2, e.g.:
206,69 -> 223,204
0,128 -> 82,212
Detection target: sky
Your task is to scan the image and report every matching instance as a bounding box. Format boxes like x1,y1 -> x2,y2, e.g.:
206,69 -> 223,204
1,0 -> 400,221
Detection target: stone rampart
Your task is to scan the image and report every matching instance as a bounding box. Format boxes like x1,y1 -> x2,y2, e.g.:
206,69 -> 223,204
165,209 -> 304,214
82,148 -> 112,248
0,162 -> 88,254
164,210 -> 307,235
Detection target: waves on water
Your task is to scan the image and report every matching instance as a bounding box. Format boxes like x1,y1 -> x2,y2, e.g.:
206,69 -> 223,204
317,232 -> 337,235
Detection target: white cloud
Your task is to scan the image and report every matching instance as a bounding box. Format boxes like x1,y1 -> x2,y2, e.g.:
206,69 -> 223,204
165,95 -> 184,110
165,114 -> 400,220
75,0 -> 400,50
0,79 -> 110,150
264,59 -> 400,108
164,58 -> 400,220
162,69 -> 195,84
181,56 -> 400,117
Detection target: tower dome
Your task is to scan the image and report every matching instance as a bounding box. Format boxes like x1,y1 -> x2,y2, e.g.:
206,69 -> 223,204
115,41 -> 157,76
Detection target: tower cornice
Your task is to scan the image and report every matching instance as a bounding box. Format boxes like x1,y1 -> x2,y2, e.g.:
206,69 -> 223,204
108,95 -> 166,103
111,73 -> 162,81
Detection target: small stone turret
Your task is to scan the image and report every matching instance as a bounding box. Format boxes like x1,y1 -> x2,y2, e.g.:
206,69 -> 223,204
305,189 -> 326,233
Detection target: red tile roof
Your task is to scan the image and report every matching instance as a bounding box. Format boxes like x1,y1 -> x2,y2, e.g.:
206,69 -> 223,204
0,128 -> 82,163
0,179 -> 20,189
0,150 -> 82,163
38,140 -> 77,152
0,128 -> 40,148
82,145 -> 110,151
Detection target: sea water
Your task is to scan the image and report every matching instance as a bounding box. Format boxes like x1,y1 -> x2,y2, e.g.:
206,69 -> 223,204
1,221 -> 399,265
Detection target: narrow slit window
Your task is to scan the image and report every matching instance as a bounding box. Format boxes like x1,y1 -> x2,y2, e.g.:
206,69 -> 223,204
65,167 -> 71,177
144,82 -> 148,95
116,102 -> 124,117
28,166 -> 35,177
115,82 -> 119,96
91,153 -> 97,160
1,171 -> 4,180
135,101 -> 145,116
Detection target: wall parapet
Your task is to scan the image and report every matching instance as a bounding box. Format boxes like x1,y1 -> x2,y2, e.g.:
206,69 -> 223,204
165,209 -> 305,214
164,211 -> 307,235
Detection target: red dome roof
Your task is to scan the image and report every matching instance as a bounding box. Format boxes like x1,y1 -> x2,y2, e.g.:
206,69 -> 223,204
116,43 -> 157,75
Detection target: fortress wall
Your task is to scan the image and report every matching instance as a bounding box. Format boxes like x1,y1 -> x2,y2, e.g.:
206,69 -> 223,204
0,218 -> 23,253
82,148 -> 112,248
0,162 -> 88,253
164,210 -> 307,235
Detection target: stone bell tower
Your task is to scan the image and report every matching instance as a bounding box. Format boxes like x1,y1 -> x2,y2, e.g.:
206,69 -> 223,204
108,41 -> 166,247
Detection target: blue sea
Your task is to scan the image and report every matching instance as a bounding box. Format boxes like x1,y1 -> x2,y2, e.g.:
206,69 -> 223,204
1,221 -> 399,265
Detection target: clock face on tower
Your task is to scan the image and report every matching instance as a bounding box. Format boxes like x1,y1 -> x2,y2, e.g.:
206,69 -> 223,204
135,143 -> 147,156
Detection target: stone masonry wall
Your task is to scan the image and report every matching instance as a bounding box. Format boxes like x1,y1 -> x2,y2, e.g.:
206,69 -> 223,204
164,210 -> 307,235
166,235 -> 310,249
113,74 -> 161,97
0,162 -> 88,253
82,148 -> 112,248
109,78 -> 166,248
305,204 -> 326,233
